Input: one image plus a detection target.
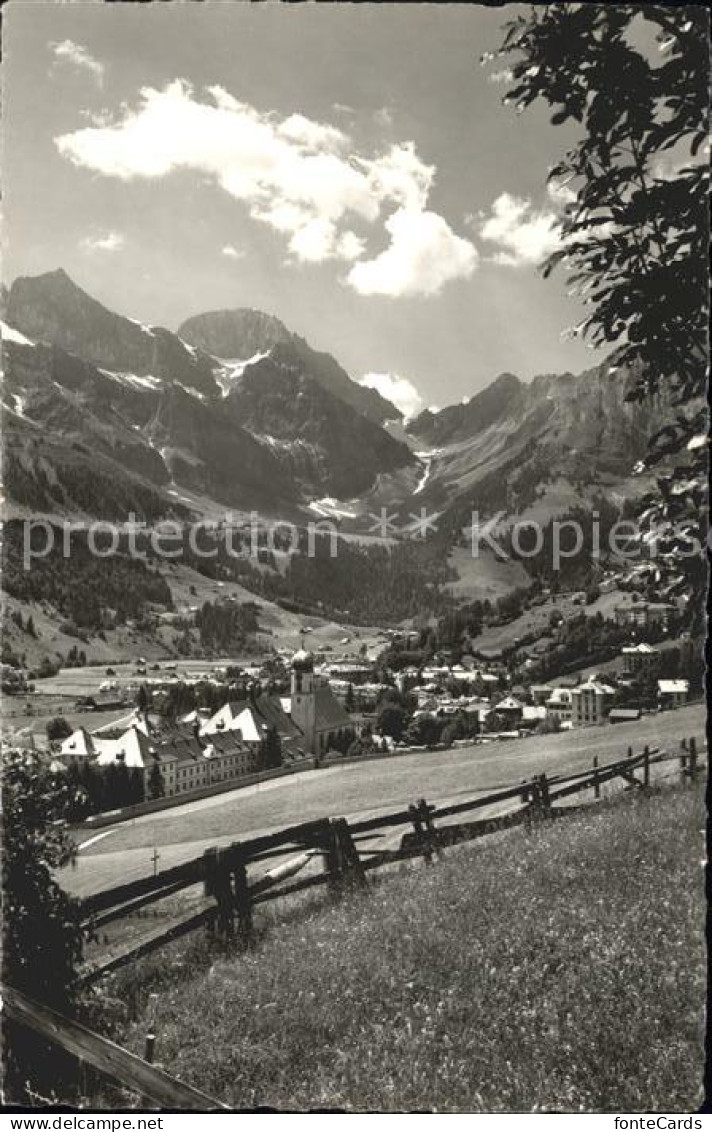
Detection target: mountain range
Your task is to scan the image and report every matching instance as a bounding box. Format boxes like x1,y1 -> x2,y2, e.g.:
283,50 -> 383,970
1,268 -> 664,531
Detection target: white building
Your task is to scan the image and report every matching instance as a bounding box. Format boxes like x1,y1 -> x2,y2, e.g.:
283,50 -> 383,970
570,679 -> 615,727
621,643 -> 661,675
657,679 -> 689,710
545,688 -> 573,725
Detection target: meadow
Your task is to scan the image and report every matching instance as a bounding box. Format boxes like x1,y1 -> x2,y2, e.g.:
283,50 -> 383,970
111,783 -> 706,1112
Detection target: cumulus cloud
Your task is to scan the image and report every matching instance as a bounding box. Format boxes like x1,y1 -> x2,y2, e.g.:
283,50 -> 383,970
478,192 -> 563,266
347,207 -> 477,297
222,244 -> 244,260
81,230 -> 124,253
359,372 -> 424,419
50,40 -> 104,85
547,179 -> 577,206
55,80 -> 476,296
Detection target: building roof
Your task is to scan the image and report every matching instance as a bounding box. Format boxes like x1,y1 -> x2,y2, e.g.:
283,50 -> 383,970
494,695 -> 524,712
622,643 -> 659,655
313,684 -> 352,732
94,726 -> 152,768
252,694 -> 304,738
546,689 -> 572,705
657,679 -> 689,694
92,709 -> 150,736
60,727 -> 95,757
609,709 -> 642,721
572,679 -> 615,696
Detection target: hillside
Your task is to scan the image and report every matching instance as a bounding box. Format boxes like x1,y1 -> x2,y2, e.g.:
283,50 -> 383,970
405,360 -> 666,523
109,784 -> 704,1111
1,267 -> 684,647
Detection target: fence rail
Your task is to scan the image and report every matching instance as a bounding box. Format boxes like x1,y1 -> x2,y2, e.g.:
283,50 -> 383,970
78,736 -> 702,984
1,985 -> 228,1110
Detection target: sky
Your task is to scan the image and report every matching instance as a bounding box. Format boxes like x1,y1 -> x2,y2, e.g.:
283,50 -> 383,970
3,1 -> 604,416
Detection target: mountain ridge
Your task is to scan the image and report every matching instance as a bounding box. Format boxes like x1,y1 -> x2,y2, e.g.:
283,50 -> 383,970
2,269 -> 414,514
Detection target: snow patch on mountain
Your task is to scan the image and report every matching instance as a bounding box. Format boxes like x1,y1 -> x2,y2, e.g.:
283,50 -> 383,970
126,317 -> 155,337
100,368 -> 163,391
215,353 -> 269,397
308,497 -> 359,520
1,320 -> 34,347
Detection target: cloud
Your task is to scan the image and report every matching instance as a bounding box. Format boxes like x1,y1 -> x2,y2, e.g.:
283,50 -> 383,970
547,179 -> 577,206
359,372 -> 424,419
222,244 -> 244,260
55,80 -> 475,296
478,192 -> 563,266
347,207 -> 477,297
81,230 -> 124,253
50,40 -> 104,85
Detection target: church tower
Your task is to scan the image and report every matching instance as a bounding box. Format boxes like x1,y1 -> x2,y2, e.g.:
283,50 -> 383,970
290,647 -> 317,753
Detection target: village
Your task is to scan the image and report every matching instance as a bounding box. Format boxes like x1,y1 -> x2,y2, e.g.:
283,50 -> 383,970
19,601 -> 694,819
1,0 -> 707,1113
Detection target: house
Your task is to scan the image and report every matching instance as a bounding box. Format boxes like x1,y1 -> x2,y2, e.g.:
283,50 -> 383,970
520,705 -> 547,730
492,695 -> 524,724
545,688 -> 573,725
570,679 -> 615,727
530,684 -> 553,706
621,643 -> 661,675
609,708 -> 642,724
614,602 -> 675,632
657,679 -> 689,710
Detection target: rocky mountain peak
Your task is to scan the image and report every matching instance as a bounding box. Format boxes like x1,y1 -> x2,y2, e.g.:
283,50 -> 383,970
177,308 -> 292,360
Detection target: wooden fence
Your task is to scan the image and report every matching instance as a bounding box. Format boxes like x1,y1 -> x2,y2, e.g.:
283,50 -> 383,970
1,985 -> 228,1109
77,735 -> 702,984
5,734 -> 702,1110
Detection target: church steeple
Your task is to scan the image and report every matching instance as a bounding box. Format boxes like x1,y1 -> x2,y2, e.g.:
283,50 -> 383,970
291,646 -> 314,695
290,646 -> 316,751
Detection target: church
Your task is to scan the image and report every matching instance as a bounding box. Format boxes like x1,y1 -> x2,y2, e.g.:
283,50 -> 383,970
287,647 -> 354,757
199,648 -> 354,758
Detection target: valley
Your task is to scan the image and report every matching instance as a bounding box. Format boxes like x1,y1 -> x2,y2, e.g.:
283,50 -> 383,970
2,268 -> 701,790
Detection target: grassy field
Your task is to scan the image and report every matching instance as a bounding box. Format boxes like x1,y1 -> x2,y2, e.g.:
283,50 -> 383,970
112,783 -> 706,1112
63,703 -> 705,899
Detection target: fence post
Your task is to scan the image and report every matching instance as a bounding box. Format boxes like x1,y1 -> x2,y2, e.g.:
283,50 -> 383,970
538,773 -> 551,819
203,847 -> 218,938
643,745 -> 650,790
627,745 -> 633,761
524,777 -> 538,829
593,755 -> 600,800
680,740 -> 688,782
333,818 -> 367,891
689,737 -> 698,782
141,992 -> 159,1108
144,993 -> 158,1065
204,848 -> 234,939
323,819 -> 346,898
409,799 -> 438,864
232,856 -> 254,946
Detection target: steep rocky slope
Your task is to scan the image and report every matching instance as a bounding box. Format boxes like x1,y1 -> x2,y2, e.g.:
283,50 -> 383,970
404,360 -> 666,521
2,272 -> 414,512
178,308 -> 398,424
